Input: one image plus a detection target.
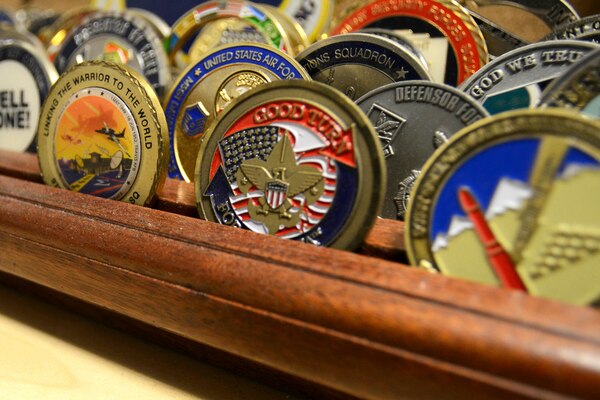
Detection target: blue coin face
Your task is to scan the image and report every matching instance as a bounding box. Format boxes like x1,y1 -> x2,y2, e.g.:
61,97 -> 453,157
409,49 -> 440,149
164,44 -> 308,181
429,137 -> 600,284
406,110 -> 600,305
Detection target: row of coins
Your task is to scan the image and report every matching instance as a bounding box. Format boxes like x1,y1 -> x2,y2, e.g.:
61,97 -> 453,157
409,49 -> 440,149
0,1 -> 598,306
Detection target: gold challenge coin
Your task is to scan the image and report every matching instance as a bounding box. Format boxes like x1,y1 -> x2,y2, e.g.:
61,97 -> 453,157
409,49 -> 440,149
37,61 -> 168,206
406,109 -> 600,305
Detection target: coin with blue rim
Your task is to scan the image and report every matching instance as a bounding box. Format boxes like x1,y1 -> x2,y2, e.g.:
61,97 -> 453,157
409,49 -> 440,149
164,43 -> 310,182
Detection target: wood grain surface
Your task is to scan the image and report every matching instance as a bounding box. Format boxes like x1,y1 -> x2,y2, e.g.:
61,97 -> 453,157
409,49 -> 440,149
1,151 -> 599,399
0,151 -> 406,259
0,1 -> 599,398
0,282 -> 305,400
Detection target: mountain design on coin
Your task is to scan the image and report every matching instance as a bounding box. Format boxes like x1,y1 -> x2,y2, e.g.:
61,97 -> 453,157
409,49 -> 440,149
236,133 -> 325,234
405,110 -> 600,305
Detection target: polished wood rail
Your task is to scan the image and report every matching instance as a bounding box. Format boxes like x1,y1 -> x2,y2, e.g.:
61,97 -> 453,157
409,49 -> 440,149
0,150 -> 599,399
0,151 -> 406,261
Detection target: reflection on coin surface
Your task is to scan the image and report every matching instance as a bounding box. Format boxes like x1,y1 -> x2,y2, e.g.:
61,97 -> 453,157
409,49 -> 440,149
195,80 -> 385,250
356,80 -> 488,220
406,109 -> 600,305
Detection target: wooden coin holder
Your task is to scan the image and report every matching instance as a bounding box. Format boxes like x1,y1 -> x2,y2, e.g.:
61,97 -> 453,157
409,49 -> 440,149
0,149 -> 598,399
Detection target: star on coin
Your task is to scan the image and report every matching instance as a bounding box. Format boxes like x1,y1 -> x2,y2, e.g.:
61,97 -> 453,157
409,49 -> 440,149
396,67 -> 408,79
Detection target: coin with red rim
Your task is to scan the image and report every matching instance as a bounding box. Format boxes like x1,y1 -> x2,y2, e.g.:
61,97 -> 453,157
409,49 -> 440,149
329,0 -> 488,86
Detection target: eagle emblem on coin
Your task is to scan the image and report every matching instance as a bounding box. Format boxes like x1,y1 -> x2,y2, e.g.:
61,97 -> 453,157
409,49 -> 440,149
236,133 -> 324,233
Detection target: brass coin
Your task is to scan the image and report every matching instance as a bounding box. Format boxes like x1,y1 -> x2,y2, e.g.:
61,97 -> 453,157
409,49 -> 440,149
168,0 -> 295,67
164,43 -> 310,182
195,80 -> 386,250
406,109 -> 600,305
37,61 -> 168,206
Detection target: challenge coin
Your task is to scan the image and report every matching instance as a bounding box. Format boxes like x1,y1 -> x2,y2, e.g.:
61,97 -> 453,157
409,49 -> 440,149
328,0 -> 488,86
0,37 -> 58,153
195,80 -> 386,250
540,48 -> 600,117
356,80 -> 488,220
457,0 -> 579,57
466,10 -> 528,57
459,40 -> 598,114
40,6 -> 95,46
262,4 -> 309,54
14,7 -> 59,36
545,14 -> 600,44
168,1 -> 295,66
406,109 -> 600,305
129,8 -> 171,40
51,11 -> 171,97
164,43 -> 310,182
37,61 -> 168,206
478,0 -> 578,28
296,33 -> 432,101
279,0 -> 332,43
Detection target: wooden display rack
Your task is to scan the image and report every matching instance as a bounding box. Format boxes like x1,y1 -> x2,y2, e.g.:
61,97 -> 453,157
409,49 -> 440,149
0,149 -> 599,399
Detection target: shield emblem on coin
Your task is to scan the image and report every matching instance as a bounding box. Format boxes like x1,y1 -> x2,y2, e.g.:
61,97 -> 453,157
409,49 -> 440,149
182,102 -> 209,137
266,181 -> 288,209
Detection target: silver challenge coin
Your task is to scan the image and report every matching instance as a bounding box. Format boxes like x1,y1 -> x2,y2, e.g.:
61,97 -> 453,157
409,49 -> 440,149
0,38 -> 58,153
356,81 -> 489,219
459,40 -> 599,115
53,11 -> 170,96
540,48 -> 600,117
296,33 -> 432,101
545,14 -> 600,44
